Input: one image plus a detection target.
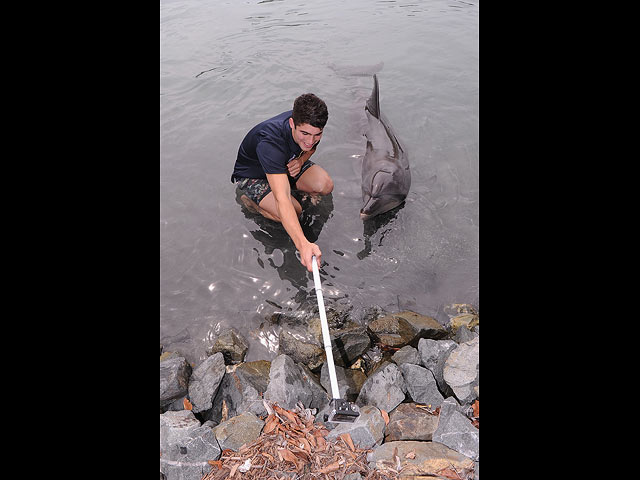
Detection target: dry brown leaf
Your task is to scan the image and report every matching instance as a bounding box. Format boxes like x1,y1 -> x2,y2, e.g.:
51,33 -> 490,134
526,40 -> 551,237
405,450 -> 416,459
380,408 -> 390,425
207,460 -> 222,469
318,461 -> 341,474
183,397 -> 193,410
340,433 -> 355,451
278,448 -> 298,464
472,399 -> 479,418
300,437 -> 312,453
261,452 -> 274,462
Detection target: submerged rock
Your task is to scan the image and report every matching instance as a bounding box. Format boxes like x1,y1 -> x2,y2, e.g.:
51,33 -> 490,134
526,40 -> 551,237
207,328 -> 249,364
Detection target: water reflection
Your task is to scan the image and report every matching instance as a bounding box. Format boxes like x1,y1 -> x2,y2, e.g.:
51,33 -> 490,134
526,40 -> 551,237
234,188 -> 334,301
357,202 -> 405,260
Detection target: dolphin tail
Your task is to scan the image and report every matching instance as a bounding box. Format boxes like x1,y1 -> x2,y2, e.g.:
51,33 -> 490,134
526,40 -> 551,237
365,74 -> 380,119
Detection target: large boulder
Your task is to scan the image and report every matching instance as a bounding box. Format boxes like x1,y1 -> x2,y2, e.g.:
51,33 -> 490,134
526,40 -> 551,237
264,354 -> 328,410
188,352 -> 226,413
355,362 -> 406,413
160,410 -> 221,480
160,356 -> 192,409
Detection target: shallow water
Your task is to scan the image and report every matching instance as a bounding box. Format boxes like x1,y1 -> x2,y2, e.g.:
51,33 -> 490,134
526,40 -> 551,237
160,0 -> 479,364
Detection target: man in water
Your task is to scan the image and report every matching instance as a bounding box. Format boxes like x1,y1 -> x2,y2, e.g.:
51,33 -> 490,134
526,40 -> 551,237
231,93 -> 333,272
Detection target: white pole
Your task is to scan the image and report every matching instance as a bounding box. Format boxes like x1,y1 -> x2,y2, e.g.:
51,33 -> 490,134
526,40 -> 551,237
311,256 -> 341,400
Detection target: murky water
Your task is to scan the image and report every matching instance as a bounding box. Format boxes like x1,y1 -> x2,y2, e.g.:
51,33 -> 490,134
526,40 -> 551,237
160,0 -> 479,364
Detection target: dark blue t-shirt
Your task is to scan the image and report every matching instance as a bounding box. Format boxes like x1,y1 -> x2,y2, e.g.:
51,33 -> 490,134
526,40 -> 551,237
231,110 -> 302,182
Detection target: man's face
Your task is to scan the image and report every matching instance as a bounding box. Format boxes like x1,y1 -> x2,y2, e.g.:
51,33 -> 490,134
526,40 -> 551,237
289,118 -> 323,151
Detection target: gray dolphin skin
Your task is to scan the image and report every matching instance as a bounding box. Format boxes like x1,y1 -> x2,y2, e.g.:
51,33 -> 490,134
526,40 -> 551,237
360,74 -> 411,220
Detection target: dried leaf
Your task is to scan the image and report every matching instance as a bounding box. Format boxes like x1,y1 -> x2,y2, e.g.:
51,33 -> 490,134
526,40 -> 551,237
300,437 -> 312,453
278,448 -> 298,464
207,460 -> 222,469
318,461 -> 340,474
261,452 -> 274,462
405,450 -> 416,459
380,408 -> 389,425
340,433 -> 355,451
183,397 -> 193,410
472,399 -> 479,418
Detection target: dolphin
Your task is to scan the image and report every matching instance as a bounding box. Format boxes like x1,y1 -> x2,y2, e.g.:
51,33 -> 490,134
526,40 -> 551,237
360,74 -> 411,220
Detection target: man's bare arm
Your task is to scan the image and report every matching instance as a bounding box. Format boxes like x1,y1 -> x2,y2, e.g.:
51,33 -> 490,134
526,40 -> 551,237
266,173 -> 321,271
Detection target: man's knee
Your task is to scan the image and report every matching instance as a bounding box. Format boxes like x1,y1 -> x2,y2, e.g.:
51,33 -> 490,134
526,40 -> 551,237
309,176 -> 333,196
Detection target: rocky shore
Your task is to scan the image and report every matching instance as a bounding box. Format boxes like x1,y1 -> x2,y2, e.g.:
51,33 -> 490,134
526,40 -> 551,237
160,304 -> 479,479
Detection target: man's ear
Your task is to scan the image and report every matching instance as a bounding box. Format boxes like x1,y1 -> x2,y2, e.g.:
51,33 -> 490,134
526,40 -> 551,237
289,117 -> 295,129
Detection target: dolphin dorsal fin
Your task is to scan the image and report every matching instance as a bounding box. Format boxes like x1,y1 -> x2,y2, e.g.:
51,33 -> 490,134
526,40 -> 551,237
365,74 -> 381,119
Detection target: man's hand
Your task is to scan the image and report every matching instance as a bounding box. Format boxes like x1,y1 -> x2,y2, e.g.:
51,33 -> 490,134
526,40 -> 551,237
287,148 -> 315,178
299,242 -> 321,272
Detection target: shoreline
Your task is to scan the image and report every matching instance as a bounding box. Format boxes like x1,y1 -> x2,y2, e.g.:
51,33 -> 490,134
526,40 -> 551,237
161,304 -> 479,479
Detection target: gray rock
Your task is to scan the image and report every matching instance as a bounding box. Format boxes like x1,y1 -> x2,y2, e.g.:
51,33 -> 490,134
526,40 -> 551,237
434,397 -> 479,461
207,328 -> 248,364
391,345 -> 420,366
264,354 -> 329,410
188,352 -> 226,413
210,360 -> 271,423
160,356 -> 192,409
212,412 -> 264,452
418,338 -> 457,397
160,410 -> 221,480
398,363 -> 444,408
443,337 -> 479,405
326,405 -> 385,449
355,362 -> 406,413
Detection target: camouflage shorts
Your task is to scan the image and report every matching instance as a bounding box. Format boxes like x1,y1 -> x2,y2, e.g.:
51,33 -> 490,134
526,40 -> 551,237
234,160 -> 315,205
